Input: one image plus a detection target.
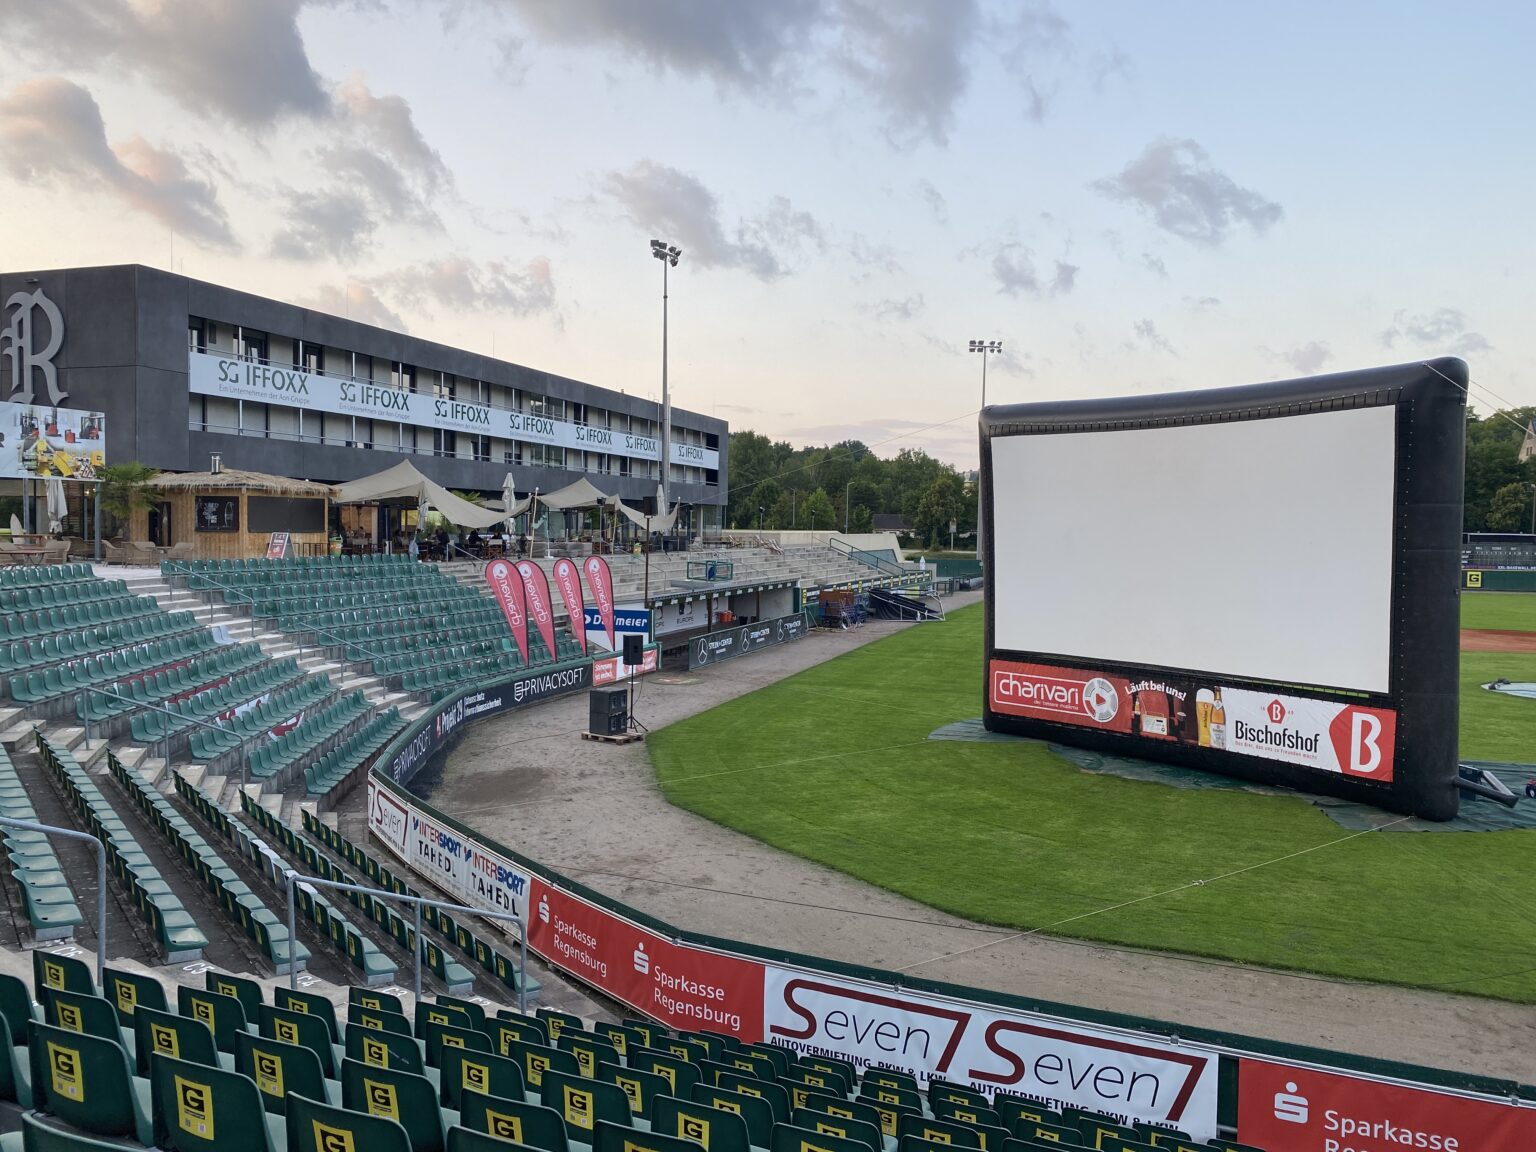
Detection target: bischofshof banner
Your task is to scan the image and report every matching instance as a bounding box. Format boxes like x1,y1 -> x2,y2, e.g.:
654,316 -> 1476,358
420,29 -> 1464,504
515,560 -> 559,660
484,559 -> 530,664
583,555 -> 617,649
551,558 -> 588,656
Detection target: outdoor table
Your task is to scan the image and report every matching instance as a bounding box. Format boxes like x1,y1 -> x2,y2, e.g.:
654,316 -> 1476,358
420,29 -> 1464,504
4,548 -> 49,565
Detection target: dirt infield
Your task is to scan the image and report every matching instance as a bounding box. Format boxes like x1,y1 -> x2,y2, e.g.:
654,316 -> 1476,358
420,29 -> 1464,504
393,595 -> 1536,1083
1462,628 -> 1536,653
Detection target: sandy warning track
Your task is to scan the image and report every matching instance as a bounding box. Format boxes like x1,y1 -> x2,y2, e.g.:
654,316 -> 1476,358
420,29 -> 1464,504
1461,628 -> 1536,653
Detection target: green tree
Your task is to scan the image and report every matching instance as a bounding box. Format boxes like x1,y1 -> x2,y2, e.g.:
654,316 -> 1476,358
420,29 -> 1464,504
800,487 -> 836,531
913,473 -> 964,549
1463,407 -> 1536,530
99,462 -> 160,525
848,504 -> 874,533
747,479 -> 782,529
1486,481 -> 1534,532
767,490 -> 796,529
727,430 -> 782,526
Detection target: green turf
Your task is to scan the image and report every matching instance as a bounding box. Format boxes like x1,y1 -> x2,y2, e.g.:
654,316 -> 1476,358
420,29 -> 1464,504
1461,591 -> 1536,632
649,602 -> 1536,1001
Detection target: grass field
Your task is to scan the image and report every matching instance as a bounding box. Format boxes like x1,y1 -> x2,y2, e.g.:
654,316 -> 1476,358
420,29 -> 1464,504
1461,590 -> 1536,632
649,594 -> 1536,1001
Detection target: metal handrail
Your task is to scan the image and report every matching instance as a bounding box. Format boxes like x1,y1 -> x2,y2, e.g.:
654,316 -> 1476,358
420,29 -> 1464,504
827,536 -> 912,579
283,870 -> 527,1011
0,814 -> 107,984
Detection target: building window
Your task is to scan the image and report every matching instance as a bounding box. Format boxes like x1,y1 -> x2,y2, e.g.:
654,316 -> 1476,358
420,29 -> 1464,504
472,436 -> 491,462
235,329 -> 266,363
392,362 -> 416,392
434,429 -> 457,457
188,319 -> 207,353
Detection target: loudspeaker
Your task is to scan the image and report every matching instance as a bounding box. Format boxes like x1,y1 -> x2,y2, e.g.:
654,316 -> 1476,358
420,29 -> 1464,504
589,686 -> 629,736
622,633 -> 643,666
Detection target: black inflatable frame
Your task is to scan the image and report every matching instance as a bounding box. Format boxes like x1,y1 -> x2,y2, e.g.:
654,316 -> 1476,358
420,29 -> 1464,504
981,359 -> 1466,820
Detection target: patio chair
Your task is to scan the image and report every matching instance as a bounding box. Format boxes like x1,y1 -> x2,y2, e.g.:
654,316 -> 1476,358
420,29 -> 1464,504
102,541 -> 128,565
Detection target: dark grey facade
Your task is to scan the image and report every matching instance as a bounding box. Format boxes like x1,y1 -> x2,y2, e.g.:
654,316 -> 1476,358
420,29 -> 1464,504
0,264 -> 726,518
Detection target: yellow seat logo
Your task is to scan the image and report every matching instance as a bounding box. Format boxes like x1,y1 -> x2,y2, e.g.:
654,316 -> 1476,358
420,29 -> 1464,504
254,1051 -> 285,1098
364,1080 -> 399,1121
175,1075 -> 215,1139
563,1086 -> 594,1129
150,1022 -> 181,1058
47,1042 -> 83,1101
313,1119 -> 356,1152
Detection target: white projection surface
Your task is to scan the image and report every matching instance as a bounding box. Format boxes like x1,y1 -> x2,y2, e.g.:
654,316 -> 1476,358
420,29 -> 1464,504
991,404 -> 1397,693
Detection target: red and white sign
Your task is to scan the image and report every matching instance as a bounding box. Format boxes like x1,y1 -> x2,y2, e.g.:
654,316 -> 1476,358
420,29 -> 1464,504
592,648 -> 658,684
764,968 -> 1218,1139
990,660 -> 1133,732
552,558 -> 588,655
485,559 -> 530,663
1238,1058 -> 1536,1152
1220,687 -> 1396,781
516,560 -> 559,662
528,879 -> 764,1040
583,555 -> 617,650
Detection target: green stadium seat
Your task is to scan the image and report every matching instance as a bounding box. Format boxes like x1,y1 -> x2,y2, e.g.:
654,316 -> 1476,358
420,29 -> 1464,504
44,989 -> 131,1054
178,985 -> 248,1055
536,1010 -> 583,1043
351,986 -> 407,1015
28,1020 -> 152,1144
1014,1119 -> 1083,1146
791,1109 -> 882,1152
493,1014 -> 550,1051
712,1069 -> 788,1123
798,1095 -> 885,1137
592,1023 -> 645,1059
286,1090 -> 414,1152
421,1019 -> 493,1069
594,1121 -> 707,1152
625,1050 -> 700,1100
0,972 -> 35,1044
344,1022 -> 426,1076
689,1084 -> 776,1149
863,1070 -> 920,1095
501,1037 -> 580,1091
417,1000 -> 478,1035
102,966 -> 169,1024
205,970 -> 265,1024
433,994 -> 488,1032
540,1070 -> 634,1144
33,950 -> 94,997
272,987 -> 341,1043
994,1097 -> 1067,1139
259,1004 -> 338,1079
0,1014 -> 32,1108
342,1057 -> 450,1152
458,1089 -> 570,1152
350,1001 -> 414,1036
235,1029 -> 335,1114
134,1005 -> 220,1076
438,1046 -> 526,1111
560,1033 -> 621,1081
650,1095 -> 754,1152
899,1115 -> 984,1150
860,1082 -> 924,1115
594,1061 -> 669,1119
774,1124 -> 874,1152
446,1128 -> 541,1152
148,1052 -> 276,1152
18,1111 -> 136,1152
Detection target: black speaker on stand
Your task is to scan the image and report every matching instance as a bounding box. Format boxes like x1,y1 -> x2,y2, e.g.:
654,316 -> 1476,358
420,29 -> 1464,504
622,633 -> 648,733
588,686 -> 629,736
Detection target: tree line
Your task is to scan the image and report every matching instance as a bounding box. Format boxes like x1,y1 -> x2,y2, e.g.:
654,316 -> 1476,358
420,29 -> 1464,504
727,405 -> 1536,548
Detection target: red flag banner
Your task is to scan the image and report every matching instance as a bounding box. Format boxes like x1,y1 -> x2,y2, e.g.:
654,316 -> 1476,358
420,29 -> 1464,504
485,559 -> 530,664
583,555 -> 616,649
515,560 -> 559,662
551,558 -> 587,655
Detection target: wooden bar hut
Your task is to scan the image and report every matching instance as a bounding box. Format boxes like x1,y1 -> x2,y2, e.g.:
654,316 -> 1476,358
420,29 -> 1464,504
137,462 -> 335,560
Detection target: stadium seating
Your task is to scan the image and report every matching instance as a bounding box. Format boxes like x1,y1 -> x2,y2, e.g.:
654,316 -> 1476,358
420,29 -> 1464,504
0,945 -> 1262,1152
0,744 -> 84,940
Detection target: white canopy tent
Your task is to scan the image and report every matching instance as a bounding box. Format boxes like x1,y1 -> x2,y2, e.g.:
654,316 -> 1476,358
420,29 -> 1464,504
331,460 -> 507,529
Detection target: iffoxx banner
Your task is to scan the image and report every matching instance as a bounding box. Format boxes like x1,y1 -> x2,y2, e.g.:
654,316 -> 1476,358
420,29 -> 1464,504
988,659 -> 1397,782
762,967 -> 1218,1139
1237,1058 -> 1536,1151
485,559 -> 530,663
551,558 -> 587,655
368,783 -> 531,924
583,556 -> 617,649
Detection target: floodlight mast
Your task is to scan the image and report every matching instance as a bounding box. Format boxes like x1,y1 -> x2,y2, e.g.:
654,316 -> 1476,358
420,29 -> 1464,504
651,240 -> 682,518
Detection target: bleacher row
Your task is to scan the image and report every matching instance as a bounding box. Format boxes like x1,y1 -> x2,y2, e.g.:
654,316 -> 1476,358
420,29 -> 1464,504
9,616 -> 207,709
0,746 -> 82,940
79,641 -> 269,726
0,949 -> 1264,1152
162,555 -> 583,703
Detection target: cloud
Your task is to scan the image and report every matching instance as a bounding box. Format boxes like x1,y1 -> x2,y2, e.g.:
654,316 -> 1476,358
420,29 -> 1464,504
1089,45 -> 1133,93
1184,295 -> 1221,312
491,0 -> 826,91
1093,137 -> 1283,246
334,75 -> 450,192
0,0 -> 330,127
1131,318 -> 1177,355
1263,341 -> 1332,375
990,243 -> 1076,297
872,294 -> 924,322
295,282 -> 408,331
381,255 -> 557,316
1379,307 -> 1492,356
837,0 -> 980,147
604,161 -> 821,280
271,189 -> 374,260
916,179 -> 948,224
0,77 -> 233,246
1141,252 -> 1168,278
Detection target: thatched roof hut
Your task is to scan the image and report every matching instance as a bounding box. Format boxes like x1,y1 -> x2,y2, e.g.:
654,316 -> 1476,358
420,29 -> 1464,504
135,466 -> 336,559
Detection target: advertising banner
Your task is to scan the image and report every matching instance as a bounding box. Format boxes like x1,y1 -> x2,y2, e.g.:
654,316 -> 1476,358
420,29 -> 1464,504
592,647 -> 658,684
188,350 -> 717,469
515,560 -> 559,662
583,604 -> 649,654
583,556 -> 617,649
688,613 -> 811,670
988,659 -> 1397,782
368,784 -> 531,924
551,558 -> 587,655
0,402 -> 106,479
763,968 -> 1218,1139
485,559 -> 530,664
1236,1058 -> 1536,1152
527,878 -> 764,1039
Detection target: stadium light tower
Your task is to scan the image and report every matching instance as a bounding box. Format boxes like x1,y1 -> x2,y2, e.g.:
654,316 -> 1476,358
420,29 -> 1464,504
651,239 -> 682,514
969,339 -> 1003,408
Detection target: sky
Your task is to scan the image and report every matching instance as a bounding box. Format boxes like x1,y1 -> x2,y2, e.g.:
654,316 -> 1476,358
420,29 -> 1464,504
0,0 -> 1530,469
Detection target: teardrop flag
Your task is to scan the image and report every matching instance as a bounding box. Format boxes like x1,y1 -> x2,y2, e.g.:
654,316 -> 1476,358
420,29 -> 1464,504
485,559 -> 529,664
515,560 -> 559,662
552,557 -> 587,655
583,555 -> 616,650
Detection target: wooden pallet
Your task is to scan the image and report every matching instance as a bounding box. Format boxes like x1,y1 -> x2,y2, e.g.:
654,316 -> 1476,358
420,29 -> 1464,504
580,730 -> 644,745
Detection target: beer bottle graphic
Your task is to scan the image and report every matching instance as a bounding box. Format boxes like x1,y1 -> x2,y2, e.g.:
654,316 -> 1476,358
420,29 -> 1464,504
1195,689 -> 1215,746
1209,688 -> 1228,750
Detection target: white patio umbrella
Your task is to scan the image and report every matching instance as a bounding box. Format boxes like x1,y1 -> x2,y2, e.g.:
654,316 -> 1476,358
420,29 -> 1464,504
46,478 -> 68,534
